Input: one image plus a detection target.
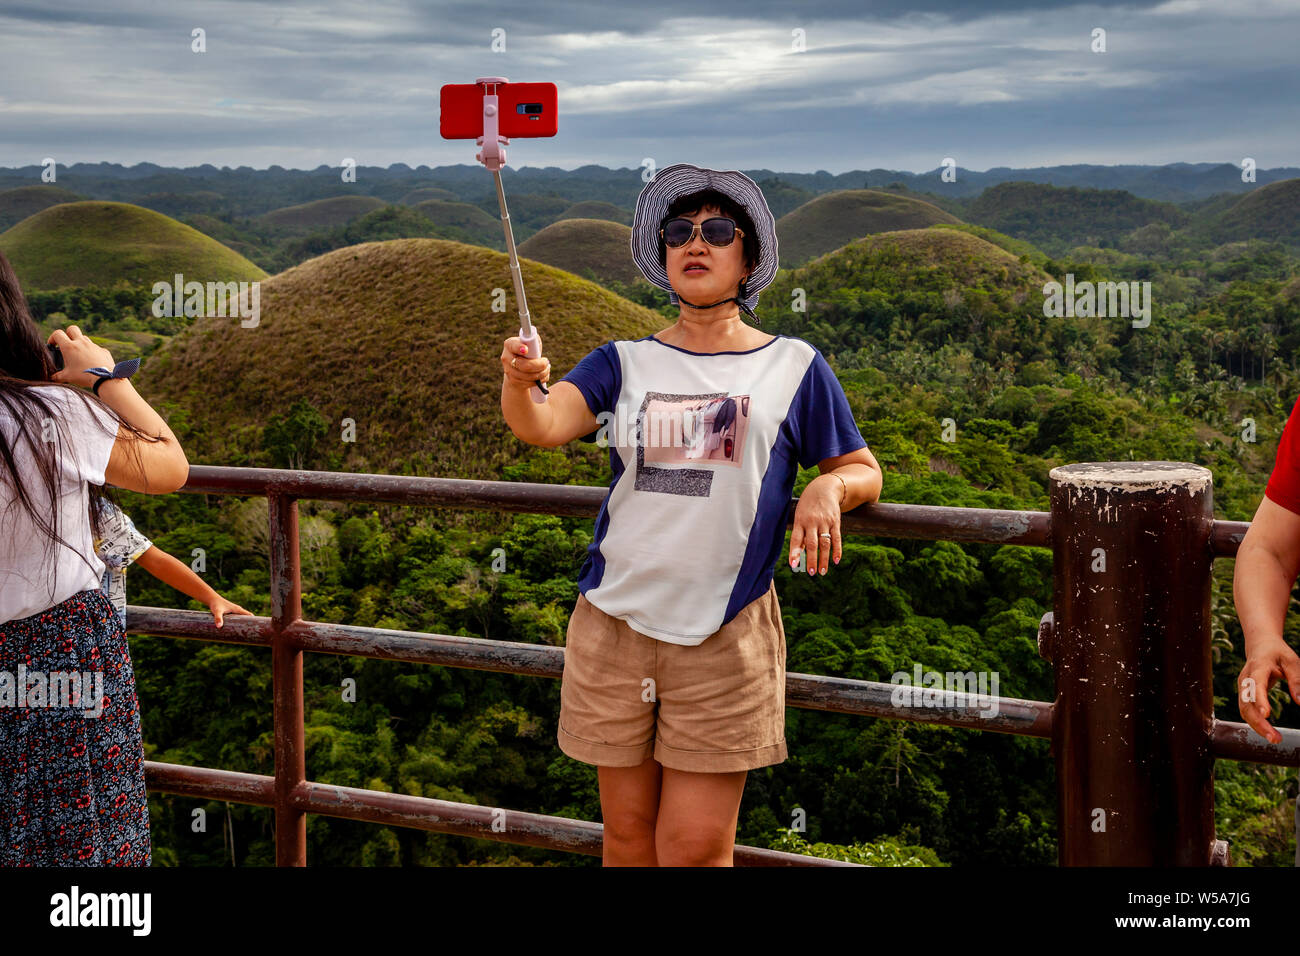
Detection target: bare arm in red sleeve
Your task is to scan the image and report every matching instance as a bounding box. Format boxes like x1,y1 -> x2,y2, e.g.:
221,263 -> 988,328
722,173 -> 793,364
1234,395 -> 1300,743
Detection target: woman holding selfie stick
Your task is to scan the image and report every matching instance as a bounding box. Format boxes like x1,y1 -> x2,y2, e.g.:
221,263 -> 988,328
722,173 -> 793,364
500,164 -> 881,866
0,250 -> 189,865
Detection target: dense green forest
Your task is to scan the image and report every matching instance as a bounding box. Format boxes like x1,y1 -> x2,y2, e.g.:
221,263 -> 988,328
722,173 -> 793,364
17,172 -> 1300,867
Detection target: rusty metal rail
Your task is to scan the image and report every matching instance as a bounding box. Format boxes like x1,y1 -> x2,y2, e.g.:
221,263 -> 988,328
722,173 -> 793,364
141,761 -> 854,866
132,463 -> 1297,867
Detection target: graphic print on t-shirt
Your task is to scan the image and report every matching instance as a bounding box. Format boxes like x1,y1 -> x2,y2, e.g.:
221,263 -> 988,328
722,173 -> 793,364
634,390 -> 751,496
558,335 -> 869,644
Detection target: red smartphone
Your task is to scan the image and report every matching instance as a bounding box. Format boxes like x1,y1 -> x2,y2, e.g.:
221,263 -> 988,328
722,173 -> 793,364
439,82 -> 558,139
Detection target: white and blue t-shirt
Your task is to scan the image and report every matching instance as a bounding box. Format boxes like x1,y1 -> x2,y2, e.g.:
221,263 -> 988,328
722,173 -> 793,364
560,333 -> 867,646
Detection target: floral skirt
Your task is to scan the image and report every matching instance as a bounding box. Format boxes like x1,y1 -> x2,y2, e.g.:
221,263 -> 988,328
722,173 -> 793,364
0,587 -> 150,866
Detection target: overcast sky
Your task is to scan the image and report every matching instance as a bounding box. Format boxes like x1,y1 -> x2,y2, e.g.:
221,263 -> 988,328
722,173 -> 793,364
0,0 -> 1296,174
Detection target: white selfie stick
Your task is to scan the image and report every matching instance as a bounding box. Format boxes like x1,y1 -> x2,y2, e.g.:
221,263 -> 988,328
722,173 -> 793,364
476,76 -> 547,404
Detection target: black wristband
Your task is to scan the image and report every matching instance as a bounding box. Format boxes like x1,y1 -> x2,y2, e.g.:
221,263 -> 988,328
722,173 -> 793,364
87,357 -> 141,396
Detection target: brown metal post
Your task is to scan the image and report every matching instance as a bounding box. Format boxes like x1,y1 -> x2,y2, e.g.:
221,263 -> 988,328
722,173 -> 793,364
1049,462 -> 1216,865
269,492 -> 306,866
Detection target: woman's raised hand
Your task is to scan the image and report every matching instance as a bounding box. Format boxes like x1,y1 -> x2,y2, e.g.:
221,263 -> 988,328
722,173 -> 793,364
48,325 -> 115,390
500,335 -> 551,391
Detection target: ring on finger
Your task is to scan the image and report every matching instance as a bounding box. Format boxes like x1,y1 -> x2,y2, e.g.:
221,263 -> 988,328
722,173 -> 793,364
511,357 -> 517,368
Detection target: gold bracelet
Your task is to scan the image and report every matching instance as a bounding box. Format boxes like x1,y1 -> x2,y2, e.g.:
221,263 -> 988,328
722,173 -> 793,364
828,472 -> 848,507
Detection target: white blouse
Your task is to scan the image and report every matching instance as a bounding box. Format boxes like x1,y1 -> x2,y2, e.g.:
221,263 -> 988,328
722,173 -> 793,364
0,385 -> 118,623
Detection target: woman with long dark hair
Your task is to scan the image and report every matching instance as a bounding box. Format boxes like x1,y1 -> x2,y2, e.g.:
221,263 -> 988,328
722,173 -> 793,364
0,249 -> 189,865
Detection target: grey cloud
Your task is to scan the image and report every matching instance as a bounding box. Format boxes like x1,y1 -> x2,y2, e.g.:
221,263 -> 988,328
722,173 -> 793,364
0,0 -> 1294,171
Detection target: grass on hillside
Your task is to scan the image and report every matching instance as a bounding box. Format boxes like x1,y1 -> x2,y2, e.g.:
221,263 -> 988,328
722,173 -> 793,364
0,184 -> 82,231
140,237 -> 665,480
414,199 -> 501,224
793,226 -> 1045,288
959,182 -> 1191,255
1209,179 -> 1300,245
777,189 -> 962,267
260,195 -> 388,230
516,218 -> 639,284
0,201 -> 267,290
557,200 -> 630,225
399,187 -> 460,205
929,222 -> 1050,266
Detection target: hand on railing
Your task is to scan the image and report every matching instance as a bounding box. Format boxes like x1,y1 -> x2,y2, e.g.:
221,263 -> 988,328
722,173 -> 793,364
789,474 -> 846,575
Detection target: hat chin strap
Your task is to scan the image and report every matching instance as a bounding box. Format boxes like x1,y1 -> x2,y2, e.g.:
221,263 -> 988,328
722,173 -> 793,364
676,294 -> 759,323
674,279 -> 759,323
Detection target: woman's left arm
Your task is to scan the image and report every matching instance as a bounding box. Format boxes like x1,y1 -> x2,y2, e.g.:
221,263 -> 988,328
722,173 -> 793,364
789,447 -> 882,576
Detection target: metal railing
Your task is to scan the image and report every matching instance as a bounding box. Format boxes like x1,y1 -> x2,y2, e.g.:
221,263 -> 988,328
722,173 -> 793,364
134,462 -> 1300,866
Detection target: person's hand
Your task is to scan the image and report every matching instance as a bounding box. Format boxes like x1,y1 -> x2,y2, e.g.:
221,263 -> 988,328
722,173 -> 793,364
789,474 -> 846,576
1236,636 -> 1300,744
500,336 -> 551,391
208,595 -> 253,629
47,325 -> 116,389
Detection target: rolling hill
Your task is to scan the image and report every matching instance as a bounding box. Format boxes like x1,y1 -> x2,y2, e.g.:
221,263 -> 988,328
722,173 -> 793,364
517,219 -> 640,284
137,191 -> 227,219
0,185 -> 81,231
960,182 -> 1190,254
412,199 -> 507,248
776,189 -> 962,267
139,238 -> 664,479
762,227 -> 1056,357
400,187 -> 460,205
1207,178 -> 1300,245
749,177 -> 819,219
556,200 -> 630,225
179,213 -> 271,265
471,193 -> 571,232
928,222 -> 1049,264
845,227 -> 1048,282
261,196 -> 388,230
0,201 -> 267,290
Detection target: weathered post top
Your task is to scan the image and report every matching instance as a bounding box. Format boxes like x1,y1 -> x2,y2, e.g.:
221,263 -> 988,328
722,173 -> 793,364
1048,460 -> 1218,866
1050,461 -> 1213,495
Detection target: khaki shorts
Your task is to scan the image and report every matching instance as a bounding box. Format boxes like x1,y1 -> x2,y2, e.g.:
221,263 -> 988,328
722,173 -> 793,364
557,580 -> 788,773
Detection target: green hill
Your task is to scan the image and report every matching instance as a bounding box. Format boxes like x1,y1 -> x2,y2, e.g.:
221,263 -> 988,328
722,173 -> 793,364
751,177 -> 819,219
929,222 -> 1050,265
180,213 -> 269,264
261,196 -> 387,230
137,191 -> 226,219
557,200 -> 630,225
139,238 -> 663,478
412,199 -> 506,247
0,201 -> 267,290
1208,178 -> 1300,245
517,218 -> 639,284
764,227 -> 1056,361
400,186 -> 460,205
477,194 -> 571,232
799,226 -> 1048,287
0,185 -> 81,231
962,182 -> 1189,254
776,189 -> 962,267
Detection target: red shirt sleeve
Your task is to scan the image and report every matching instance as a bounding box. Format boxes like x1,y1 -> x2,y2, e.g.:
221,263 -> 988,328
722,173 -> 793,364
1264,394 -> 1300,515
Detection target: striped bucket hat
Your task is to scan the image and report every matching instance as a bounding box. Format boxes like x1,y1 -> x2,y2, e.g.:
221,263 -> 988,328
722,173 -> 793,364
629,163 -> 779,319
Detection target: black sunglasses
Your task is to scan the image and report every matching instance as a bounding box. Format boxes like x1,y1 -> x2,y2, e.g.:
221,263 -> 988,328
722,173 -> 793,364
660,216 -> 745,249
